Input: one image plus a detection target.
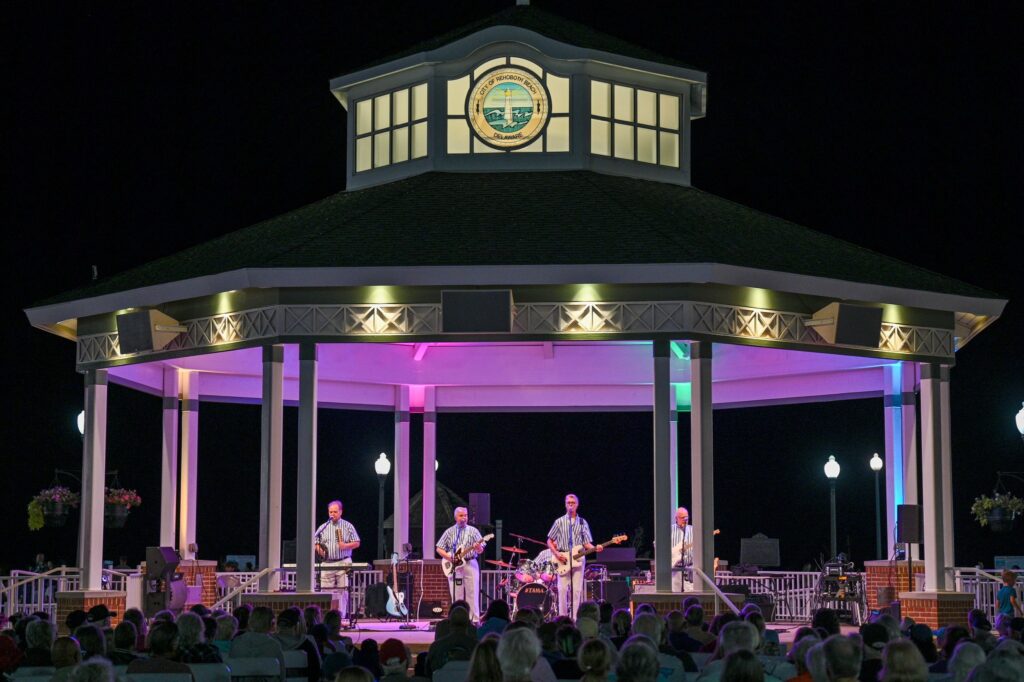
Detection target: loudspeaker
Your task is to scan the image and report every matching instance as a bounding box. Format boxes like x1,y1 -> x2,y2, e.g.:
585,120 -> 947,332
468,493 -> 491,526
441,290 -> 513,333
897,504 -> 923,544
747,593 -> 776,621
116,309 -> 184,354
419,600 -> 444,619
810,303 -> 883,347
144,546 -> 180,578
282,540 -> 296,564
603,580 -> 631,610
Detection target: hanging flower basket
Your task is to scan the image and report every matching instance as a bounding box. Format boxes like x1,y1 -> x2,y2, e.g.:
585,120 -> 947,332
103,488 -> 141,529
971,492 -> 1024,533
27,486 -> 80,531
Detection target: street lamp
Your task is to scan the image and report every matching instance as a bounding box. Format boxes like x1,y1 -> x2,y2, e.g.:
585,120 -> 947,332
870,453 -> 884,559
1016,402 -> 1024,445
76,410 -> 85,436
824,455 -> 841,559
375,452 -> 391,560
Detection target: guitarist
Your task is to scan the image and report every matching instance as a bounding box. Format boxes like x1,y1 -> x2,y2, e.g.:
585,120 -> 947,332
313,500 -> 361,618
547,493 -> 604,619
671,507 -> 694,592
435,507 -> 487,621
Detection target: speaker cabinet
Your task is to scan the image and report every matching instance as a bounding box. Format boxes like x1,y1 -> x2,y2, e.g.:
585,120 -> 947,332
468,493 -> 491,526
441,290 -> 512,333
897,504 -> 922,544
116,309 -> 184,354
144,546 -> 180,578
810,303 -> 884,348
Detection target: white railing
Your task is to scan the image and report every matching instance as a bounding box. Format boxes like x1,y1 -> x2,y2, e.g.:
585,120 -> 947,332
2,567 -> 82,619
717,571 -> 824,622
212,569 -> 384,615
953,567 -> 1023,623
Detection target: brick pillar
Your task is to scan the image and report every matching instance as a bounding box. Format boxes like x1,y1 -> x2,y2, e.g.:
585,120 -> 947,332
864,560 -> 926,610
179,560 -> 218,607
56,591 -> 126,636
375,559 -> 451,617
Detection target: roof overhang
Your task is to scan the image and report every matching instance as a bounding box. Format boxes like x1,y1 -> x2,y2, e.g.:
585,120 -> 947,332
25,262 -> 1006,344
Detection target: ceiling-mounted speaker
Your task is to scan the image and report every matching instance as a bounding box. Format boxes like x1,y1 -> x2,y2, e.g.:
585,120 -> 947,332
441,290 -> 513,333
116,309 -> 187,354
807,302 -> 883,348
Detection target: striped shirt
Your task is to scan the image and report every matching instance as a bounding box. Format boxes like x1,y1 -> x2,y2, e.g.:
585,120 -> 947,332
671,523 -> 693,566
547,514 -> 593,551
313,519 -> 359,561
436,524 -> 485,560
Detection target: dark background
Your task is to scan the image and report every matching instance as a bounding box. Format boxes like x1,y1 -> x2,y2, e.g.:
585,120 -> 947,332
4,2 -> 1022,573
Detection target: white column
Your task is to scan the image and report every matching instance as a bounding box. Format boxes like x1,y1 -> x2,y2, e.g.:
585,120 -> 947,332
295,344 -> 318,592
883,363 -> 909,559
920,364 -> 945,592
902,365 -> 921,560
259,345 -> 284,591
422,386 -> 437,556
653,340 -> 673,592
689,342 -> 714,591
669,388 -> 679,510
393,385 -> 411,556
178,370 -> 199,560
78,369 -> 108,591
160,367 -> 179,548
939,366 -> 954,588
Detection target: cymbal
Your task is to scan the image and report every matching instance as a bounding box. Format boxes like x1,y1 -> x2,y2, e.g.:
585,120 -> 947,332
502,546 -> 528,554
508,532 -> 548,547
486,559 -> 513,568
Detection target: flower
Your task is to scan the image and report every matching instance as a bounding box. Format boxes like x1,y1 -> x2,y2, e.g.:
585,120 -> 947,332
970,492 -> 1024,526
33,486 -> 80,507
104,487 -> 142,508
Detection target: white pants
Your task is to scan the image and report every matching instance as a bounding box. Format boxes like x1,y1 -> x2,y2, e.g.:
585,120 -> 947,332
448,559 -> 480,621
322,563 -> 351,617
557,563 -> 585,619
672,566 -> 694,593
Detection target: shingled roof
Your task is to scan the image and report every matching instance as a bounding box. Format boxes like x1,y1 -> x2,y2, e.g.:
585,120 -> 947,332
36,171 -> 999,307
355,4 -> 698,73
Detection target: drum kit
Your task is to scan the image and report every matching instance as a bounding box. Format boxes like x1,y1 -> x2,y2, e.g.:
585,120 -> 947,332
482,531 -> 612,618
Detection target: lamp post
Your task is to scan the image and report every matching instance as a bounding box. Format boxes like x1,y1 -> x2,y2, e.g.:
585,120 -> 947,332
870,453 -> 884,559
1016,402 -> 1024,446
824,455 -> 840,559
76,410 -> 85,437
375,452 -> 391,560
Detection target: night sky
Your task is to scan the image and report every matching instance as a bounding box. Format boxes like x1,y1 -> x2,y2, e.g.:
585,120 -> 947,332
4,2 -> 1022,574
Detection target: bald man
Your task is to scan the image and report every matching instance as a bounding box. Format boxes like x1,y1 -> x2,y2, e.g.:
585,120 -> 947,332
671,507 -> 694,592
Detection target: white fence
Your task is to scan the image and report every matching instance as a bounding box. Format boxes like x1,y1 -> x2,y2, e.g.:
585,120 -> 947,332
213,570 -> 384,615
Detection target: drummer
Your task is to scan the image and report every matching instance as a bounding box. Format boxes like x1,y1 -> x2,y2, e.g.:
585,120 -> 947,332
534,548 -> 556,583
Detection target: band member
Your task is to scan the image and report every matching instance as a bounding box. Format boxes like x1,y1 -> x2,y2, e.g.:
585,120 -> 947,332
671,507 -> 694,592
436,507 -> 487,621
314,500 -> 360,617
547,493 -> 603,619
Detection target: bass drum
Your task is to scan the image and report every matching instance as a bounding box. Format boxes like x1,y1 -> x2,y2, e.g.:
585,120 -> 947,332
512,582 -> 553,616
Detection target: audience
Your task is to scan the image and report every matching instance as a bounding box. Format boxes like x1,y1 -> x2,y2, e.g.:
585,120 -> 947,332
50,636 -> 82,682
616,635 -> 661,682
466,634 -> 502,682
23,619 -> 54,666
476,600 -> 510,638
878,639 -> 928,682
377,637 -> 410,682
229,605 -> 286,679
72,625 -> 106,661
857,622 -> 888,682
272,607 -> 320,682
126,621 -> 193,678
212,614 -> 238,656
426,606 -> 476,676
822,634 -> 861,682
496,626 -> 542,682
947,640 -> 985,682
177,611 -> 222,663
578,636 -> 616,682
107,621 -> 140,665
722,649 -> 765,682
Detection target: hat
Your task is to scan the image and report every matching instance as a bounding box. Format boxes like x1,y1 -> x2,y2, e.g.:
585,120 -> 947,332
276,609 -> 301,628
860,623 -> 888,651
379,638 -> 406,665
86,605 -> 116,623
66,610 -> 89,630
968,609 -> 991,632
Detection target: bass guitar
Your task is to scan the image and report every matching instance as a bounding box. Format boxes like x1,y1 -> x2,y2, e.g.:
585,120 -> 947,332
441,533 -> 495,577
384,554 -> 408,618
554,534 -> 628,576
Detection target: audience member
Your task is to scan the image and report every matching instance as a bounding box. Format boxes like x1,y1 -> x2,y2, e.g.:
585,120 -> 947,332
997,570 -> 1022,618
682,606 -> 716,649
857,622 -> 888,682
122,608 -> 148,652
335,666 -> 374,682
968,609 -> 997,653
0,635 -> 24,677
73,624 -> 106,661
537,621 -> 560,666
273,607 -> 320,682
466,635 -> 502,682
577,600 -> 600,623
579,636 -> 615,682
616,635 -> 660,682
551,625 -> 583,678
822,634 -> 861,682
433,600 -> 477,641
233,604 -> 251,635
931,625 -> 969,673
878,639 -> 927,682
377,638 -> 410,682
50,636 -> 82,682
229,605 -> 285,679
477,600 -> 510,638
177,611 -> 222,663
610,608 -> 633,649
212,615 -> 238,656
65,611 -> 88,633
126,622 -> 194,678
68,658 -> 115,682
632,612 -> 697,672
107,621 -> 140,665
577,616 -> 600,641
722,649 -> 765,682
497,626 -> 542,682
426,606 -> 476,676
303,605 -> 322,634
947,640 -> 985,682
906,623 -> 937,664
85,606 -> 115,632
598,600 -> 614,637
23,619 -> 55,666
785,634 -> 820,682
811,608 -> 840,637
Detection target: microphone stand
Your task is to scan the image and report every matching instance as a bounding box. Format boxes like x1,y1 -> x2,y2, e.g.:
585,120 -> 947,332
568,517 -> 575,622
398,555 -> 417,629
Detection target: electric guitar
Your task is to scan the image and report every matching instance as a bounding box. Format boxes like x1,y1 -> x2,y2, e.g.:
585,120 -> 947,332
554,535 -> 628,576
384,554 -> 408,618
672,528 -> 720,567
441,533 -> 495,577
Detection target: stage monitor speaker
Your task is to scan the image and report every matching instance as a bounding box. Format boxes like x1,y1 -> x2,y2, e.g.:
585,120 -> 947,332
603,580 -> 631,610
897,505 -> 923,544
441,290 -> 512,333
419,600 -> 444,619
144,546 -> 180,578
809,303 -> 883,348
116,309 -> 185,354
468,493 -> 491,526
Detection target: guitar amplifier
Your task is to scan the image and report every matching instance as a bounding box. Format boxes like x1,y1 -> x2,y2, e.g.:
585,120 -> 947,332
747,593 -> 776,621
418,600 -> 445,619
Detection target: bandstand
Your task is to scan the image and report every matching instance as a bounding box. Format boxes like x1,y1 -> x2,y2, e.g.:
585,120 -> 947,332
23,4 -> 1007,629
